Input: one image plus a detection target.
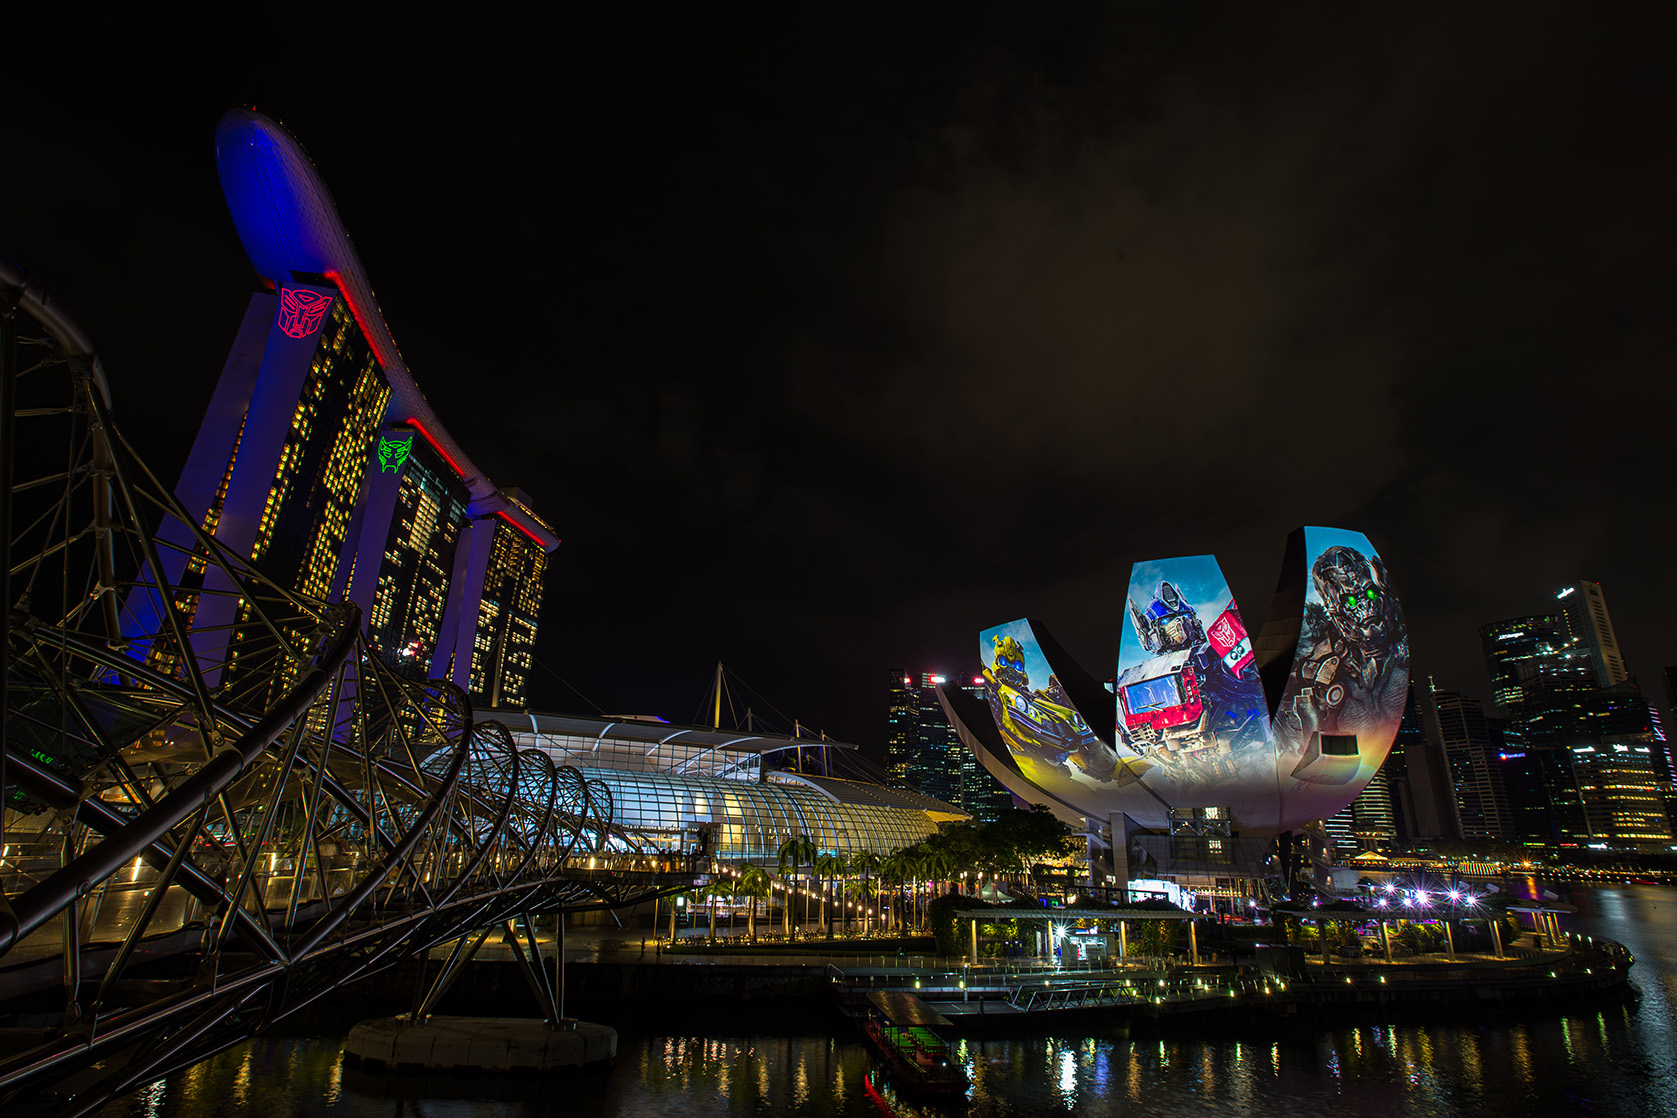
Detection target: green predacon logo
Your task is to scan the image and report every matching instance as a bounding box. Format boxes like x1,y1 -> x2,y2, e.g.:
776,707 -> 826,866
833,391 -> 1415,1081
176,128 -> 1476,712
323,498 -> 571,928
377,433 -> 414,473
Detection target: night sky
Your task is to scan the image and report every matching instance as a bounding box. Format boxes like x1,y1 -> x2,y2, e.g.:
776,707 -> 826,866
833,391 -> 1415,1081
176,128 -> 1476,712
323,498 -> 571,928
6,6 -> 1675,757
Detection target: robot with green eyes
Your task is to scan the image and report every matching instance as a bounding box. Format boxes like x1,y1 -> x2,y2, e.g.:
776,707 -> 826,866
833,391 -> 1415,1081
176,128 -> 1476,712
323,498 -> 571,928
1282,545 -> 1409,749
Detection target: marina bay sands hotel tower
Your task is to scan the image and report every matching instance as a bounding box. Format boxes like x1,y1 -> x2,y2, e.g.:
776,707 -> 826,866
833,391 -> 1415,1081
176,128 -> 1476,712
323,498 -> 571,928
125,108 -> 558,709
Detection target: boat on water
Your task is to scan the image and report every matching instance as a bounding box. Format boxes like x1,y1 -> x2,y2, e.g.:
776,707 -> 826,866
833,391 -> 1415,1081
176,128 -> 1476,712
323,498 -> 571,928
858,990 -> 969,1097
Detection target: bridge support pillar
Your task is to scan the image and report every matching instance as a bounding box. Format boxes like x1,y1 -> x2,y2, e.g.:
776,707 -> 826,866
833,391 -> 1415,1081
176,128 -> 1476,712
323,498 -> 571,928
416,927 -> 493,1020
503,914 -> 560,1024
556,914 -> 566,1021
61,827 -> 82,1027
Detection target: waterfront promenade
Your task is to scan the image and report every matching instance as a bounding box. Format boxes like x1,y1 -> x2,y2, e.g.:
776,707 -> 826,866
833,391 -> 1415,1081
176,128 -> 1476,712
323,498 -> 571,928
412,922 -> 1632,1030
79,882 -> 1674,1118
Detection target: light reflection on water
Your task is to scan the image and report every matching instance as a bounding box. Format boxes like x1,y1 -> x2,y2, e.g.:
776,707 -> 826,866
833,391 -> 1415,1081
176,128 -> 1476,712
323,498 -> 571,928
95,884 -> 1677,1118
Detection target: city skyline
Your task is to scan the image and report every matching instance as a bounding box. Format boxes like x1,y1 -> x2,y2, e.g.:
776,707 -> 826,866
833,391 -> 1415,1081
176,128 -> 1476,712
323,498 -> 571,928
4,7 -> 1674,754
6,11 -> 1677,1116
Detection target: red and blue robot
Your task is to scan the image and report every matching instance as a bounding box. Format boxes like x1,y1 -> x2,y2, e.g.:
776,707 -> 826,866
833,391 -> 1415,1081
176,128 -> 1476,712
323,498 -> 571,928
1113,580 -> 1270,782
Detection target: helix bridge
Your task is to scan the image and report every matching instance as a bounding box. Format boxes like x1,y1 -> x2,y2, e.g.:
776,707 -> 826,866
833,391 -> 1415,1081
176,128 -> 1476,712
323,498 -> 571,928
0,258 -> 693,1114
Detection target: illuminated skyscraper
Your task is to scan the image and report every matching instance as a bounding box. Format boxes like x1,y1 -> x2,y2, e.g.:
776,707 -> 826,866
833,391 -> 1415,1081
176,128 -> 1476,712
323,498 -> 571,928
1479,614 -> 1594,714
364,430 -> 471,677
1479,582 -> 1666,847
466,497 -> 551,709
1324,766 -> 1397,852
1570,739 -> 1672,849
1383,681 -> 1461,843
1557,580 -> 1629,687
885,671 -> 1011,822
885,673 -> 917,788
1427,689 -> 1511,842
127,109 -> 559,712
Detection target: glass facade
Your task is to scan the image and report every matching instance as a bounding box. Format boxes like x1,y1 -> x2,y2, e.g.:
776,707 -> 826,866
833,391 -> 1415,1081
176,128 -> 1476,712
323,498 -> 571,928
884,670 -> 1011,822
1479,614 -> 1593,715
1431,689 -> 1512,842
1571,741 -> 1673,846
1560,580 -> 1629,688
1499,684 -> 1669,846
1325,766 -> 1398,852
505,725 -> 764,779
578,768 -> 944,861
884,672 -> 915,787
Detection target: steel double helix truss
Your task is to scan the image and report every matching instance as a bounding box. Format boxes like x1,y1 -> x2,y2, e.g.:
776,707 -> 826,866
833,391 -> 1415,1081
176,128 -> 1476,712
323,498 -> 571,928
0,258 -> 689,1115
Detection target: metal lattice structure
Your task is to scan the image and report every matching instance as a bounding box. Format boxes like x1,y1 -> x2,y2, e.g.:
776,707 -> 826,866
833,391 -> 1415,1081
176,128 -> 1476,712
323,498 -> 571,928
0,258 -> 692,1115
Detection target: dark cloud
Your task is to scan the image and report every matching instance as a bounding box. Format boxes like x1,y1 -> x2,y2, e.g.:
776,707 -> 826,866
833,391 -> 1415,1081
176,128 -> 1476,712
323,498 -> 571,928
5,4 -> 1675,749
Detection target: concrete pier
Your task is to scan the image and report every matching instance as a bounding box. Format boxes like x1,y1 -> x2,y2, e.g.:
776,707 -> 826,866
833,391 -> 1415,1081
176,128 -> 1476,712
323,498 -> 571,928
345,1016 -> 616,1073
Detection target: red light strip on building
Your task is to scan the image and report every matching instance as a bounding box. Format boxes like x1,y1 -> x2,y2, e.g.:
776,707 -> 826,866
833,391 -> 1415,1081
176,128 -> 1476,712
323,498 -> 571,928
497,509 -> 554,549
404,419 -> 471,481
410,422 -> 555,548
315,273 -> 557,552
322,269 -> 401,371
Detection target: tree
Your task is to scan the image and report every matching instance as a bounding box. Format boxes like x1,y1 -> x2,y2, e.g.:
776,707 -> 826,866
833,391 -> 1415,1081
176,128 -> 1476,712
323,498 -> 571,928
923,846 -> 955,907
926,890 -> 971,955
777,835 -> 816,938
1137,919 -> 1179,958
880,848 -> 911,932
815,852 -> 849,938
700,877 -> 735,942
981,805 -> 1078,883
895,847 -> 928,930
898,842 -> 957,927
737,865 -> 772,942
850,851 -> 883,934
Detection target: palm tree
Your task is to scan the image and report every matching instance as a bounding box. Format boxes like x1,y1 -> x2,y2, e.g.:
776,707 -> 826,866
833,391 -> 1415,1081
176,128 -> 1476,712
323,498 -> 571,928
887,847 -> 917,932
701,877 -> 734,943
898,847 -> 928,932
923,846 -> 955,922
850,850 -> 883,935
777,835 -> 816,939
738,865 -> 771,942
815,852 -> 849,938
854,873 -> 883,936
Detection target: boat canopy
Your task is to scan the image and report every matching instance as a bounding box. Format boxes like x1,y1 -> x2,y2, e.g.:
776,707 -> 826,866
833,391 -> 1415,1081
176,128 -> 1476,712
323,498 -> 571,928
865,991 -> 953,1029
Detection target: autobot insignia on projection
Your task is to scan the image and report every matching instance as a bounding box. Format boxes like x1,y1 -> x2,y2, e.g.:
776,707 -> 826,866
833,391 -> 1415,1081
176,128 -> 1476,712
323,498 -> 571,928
377,434 -> 413,473
276,287 -> 335,338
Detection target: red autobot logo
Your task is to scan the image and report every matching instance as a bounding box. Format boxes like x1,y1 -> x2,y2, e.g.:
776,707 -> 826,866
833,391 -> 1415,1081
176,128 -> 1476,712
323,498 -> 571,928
1208,609 -> 1255,675
276,287 -> 335,339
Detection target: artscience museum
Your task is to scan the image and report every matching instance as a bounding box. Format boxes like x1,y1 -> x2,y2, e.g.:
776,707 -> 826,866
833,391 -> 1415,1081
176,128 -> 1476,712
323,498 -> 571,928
937,527 -> 1409,895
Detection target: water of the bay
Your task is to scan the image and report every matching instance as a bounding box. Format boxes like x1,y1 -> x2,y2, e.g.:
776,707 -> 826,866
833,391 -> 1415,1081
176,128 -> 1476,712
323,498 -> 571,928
98,883 -> 1677,1118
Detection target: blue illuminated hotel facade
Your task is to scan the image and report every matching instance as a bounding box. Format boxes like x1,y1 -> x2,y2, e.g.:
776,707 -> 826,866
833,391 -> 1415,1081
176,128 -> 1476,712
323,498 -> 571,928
129,108 -> 557,708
